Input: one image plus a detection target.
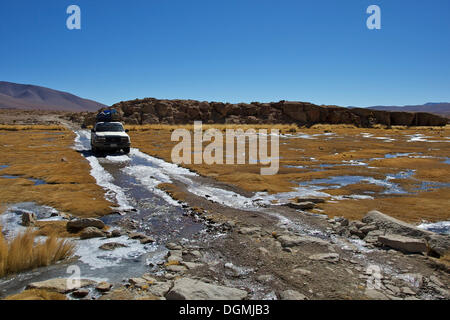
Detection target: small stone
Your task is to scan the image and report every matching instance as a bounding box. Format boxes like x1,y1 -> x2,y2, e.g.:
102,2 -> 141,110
166,265 -> 187,273
308,253 -> 340,263
110,229 -> 122,238
72,289 -> 90,298
21,212 -> 36,227
80,227 -> 105,239
256,275 -> 273,283
429,275 -> 444,287
67,218 -> 105,232
182,262 -> 204,270
401,287 -> 416,295
292,268 -> 312,276
96,282 -> 112,292
238,227 -> 261,235
99,242 -> 128,251
140,236 -> 155,244
166,242 -> 182,250
279,290 -> 307,300
365,288 -> 388,300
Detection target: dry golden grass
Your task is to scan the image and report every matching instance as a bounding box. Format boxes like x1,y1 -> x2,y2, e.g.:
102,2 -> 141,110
4,289 -> 67,300
0,228 -> 75,278
0,124 -> 66,131
35,221 -> 80,238
129,124 -> 450,223
0,128 -> 113,217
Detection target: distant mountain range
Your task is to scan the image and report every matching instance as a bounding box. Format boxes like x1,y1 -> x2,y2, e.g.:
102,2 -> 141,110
0,81 -> 106,112
366,103 -> 450,118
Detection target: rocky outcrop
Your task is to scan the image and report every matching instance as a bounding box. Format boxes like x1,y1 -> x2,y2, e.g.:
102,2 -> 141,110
72,98 -> 448,128
361,210 -> 433,238
332,210 -> 450,257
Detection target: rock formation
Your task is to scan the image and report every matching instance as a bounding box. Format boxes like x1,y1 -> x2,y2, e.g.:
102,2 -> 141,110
68,98 -> 448,127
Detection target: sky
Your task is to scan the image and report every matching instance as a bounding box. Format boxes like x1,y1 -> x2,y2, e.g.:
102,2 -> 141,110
0,0 -> 449,107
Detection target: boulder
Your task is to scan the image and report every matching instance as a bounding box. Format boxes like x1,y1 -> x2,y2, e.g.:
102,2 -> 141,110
147,281 -> 172,297
96,282 -> 113,292
67,218 -> 105,232
279,290 -> 307,300
378,234 -> 427,254
129,232 -> 155,244
27,278 -> 97,294
80,227 -> 106,239
362,211 -> 433,238
166,278 -> 248,300
72,289 -> 90,298
425,234 -> 450,257
286,202 -> 315,210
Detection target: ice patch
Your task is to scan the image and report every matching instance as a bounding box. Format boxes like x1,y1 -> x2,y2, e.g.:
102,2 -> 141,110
417,221 -> 450,235
74,235 -> 151,270
104,155 -> 131,163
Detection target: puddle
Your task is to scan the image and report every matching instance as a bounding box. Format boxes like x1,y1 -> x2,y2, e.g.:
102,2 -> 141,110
0,175 -> 46,185
298,173 -> 411,195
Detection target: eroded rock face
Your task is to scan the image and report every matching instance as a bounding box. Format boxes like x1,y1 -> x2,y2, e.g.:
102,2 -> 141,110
75,98 -> 448,127
165,278 -> 248,300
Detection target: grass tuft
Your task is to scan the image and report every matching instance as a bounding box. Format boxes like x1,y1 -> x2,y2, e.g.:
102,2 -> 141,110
0,227 -> 75,278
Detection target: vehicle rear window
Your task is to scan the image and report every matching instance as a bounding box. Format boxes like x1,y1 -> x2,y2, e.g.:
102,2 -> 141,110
96,123 -> 124,132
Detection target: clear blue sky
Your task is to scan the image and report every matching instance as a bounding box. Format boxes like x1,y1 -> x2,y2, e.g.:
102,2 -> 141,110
1,0 -> 449,107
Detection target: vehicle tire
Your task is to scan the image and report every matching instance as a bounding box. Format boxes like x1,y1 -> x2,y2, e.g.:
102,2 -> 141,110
123,147 -> 130,154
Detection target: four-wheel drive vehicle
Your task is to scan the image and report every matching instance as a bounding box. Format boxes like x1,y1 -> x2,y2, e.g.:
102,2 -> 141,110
91,122 -> 131,154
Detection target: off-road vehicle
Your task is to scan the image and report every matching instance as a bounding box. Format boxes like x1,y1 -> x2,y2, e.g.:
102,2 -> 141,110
91,121 -> 131,154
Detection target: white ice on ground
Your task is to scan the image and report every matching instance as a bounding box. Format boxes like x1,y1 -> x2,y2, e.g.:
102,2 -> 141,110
121,148 -> 198,205
104,155 -> 131,163
74,131 -> 133,211
417,221 -> 450,235
74,235 -> 151,270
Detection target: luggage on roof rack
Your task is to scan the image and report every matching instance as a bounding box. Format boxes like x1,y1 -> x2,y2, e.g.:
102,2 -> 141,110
96,109 -> 119,123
